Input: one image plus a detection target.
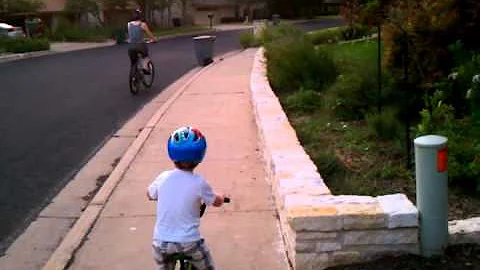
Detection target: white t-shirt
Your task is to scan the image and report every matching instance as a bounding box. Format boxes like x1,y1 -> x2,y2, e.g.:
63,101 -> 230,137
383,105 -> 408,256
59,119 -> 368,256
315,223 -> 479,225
147,169 -> 216,244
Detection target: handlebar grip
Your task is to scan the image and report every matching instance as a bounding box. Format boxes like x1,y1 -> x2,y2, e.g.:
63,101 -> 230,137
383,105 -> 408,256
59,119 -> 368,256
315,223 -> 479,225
223,197 -> 231,203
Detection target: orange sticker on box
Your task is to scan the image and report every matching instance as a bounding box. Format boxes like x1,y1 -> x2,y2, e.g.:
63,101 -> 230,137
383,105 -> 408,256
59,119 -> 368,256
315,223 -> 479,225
437,147 -> 448,172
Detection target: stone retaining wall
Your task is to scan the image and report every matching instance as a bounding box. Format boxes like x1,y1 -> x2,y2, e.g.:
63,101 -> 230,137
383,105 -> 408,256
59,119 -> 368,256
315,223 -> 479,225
249,48 -> 420,269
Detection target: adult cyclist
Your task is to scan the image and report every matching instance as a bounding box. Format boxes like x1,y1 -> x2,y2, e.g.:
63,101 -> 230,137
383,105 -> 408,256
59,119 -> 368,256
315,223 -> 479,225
127,9 -> 156,73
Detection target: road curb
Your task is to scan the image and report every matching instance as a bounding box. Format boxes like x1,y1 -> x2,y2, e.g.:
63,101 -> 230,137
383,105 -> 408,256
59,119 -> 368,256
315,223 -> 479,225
0,50 -> 55,63
41,49 -> 244,270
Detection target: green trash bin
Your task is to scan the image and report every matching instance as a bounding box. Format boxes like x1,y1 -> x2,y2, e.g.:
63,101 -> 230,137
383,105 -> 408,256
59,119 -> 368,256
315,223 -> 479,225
193,35 -> 216,66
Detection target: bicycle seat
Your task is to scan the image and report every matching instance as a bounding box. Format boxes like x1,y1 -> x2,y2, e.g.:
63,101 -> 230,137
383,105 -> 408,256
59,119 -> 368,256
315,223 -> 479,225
165,252 -> 192,262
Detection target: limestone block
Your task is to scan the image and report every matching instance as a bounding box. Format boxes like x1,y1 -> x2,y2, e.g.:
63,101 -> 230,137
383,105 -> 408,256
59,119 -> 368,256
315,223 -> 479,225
449,217 -> 480,244
338,203 -> 387,230
331,251 -> 361,266
342,243 -> 420,256
316,242 -> 342,252
377,194 -> 418,228
295,253 -> 329,270
277,177 -> 330,199
296,241 -> 317,252
287,205 -> 342,232
296,232 -> 338,241
328,195 -> 377,205
343,228 -> 418,245
285,194 -> 377,209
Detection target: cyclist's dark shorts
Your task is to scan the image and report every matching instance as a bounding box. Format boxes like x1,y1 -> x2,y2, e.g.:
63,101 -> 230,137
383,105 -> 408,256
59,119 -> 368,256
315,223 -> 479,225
128,43 -> 149,65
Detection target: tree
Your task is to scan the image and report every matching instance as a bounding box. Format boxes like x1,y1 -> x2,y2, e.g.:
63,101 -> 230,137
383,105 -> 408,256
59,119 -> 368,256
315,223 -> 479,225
176,0 -> 189,24
65,0 -> 103,25
100,0 -> 130,10
2,0 -> 44,14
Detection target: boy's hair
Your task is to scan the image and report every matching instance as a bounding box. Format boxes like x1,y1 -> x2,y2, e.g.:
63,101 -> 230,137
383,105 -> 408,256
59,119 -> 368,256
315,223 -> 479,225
174,161 -> 199,171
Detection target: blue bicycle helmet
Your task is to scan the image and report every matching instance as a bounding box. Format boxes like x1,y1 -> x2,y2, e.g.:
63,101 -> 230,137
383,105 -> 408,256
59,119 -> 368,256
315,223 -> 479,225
167,126 -> 207,163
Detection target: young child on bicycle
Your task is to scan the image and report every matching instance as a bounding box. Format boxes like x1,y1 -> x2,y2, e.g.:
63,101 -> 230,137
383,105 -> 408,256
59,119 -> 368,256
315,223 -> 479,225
147,126 -> 226,270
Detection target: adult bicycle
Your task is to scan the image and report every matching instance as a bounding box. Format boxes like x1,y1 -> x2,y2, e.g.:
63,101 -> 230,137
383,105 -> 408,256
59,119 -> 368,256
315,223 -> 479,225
129,40 -> 155,95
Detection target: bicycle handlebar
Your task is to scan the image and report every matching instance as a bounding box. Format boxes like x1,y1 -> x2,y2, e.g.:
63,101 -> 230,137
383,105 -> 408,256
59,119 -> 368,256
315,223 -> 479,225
199,196 -> 230,217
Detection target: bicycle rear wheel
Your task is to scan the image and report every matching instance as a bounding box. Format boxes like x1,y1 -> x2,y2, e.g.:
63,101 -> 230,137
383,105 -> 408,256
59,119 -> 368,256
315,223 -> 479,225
129,65 -> 142,95
143,60 -> 155,88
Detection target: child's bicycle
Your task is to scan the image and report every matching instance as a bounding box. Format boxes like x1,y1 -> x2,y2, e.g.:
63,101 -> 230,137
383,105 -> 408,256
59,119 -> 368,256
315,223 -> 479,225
129,40 -> 155,95
165,197 -> 231,270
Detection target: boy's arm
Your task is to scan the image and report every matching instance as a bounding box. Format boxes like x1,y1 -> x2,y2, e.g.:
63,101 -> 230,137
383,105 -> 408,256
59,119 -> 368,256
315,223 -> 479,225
212,194 -> 225,207
201,179 -> 225,207
141,22 -> 156,41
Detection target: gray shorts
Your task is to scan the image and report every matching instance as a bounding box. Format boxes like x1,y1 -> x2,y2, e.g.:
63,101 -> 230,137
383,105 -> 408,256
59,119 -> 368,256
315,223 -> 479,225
152,239 -> 214,270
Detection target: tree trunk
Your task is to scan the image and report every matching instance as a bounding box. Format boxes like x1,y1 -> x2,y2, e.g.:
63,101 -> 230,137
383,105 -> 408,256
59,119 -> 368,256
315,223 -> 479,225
181,0 -> 187,21
167,4 -> 172,27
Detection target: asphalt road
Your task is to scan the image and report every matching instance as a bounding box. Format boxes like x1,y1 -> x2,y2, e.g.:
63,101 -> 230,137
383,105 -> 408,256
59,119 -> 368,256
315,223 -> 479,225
0,20 -> 342,252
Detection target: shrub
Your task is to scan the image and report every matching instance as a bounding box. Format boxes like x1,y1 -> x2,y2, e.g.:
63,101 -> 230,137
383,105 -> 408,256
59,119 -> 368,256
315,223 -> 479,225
284,88 -> 323,114
49,26 -> 110,42
342,24 -> 374,40
415,91 -> 480,193
307,27 -> 344,45
1,38 -> 50,53
265,37 -> 337,93
260,23 -> 305,45
328,68 -> 379,120
366,108 -> 401,141
311,150 -> 346,182
324,40 -> 394,120
239,31 -> 259,48
47,18 -> 111,42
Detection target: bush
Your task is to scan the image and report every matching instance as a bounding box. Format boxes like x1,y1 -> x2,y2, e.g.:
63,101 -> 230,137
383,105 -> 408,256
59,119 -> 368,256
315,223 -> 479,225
265,37 -> 337,93
49,26 -> 111,42
260,23 -> 305,45
47,18 -> 111,42
415,91 -> 480,193
239,31 -> 260,48
366,108 -> 401,141
323,40 -> 394,120
1,38 -> 50,53
342,24 -> 374,41
327,69 -> 379,120
307,27 -> 344,45
284,88 -> 323,114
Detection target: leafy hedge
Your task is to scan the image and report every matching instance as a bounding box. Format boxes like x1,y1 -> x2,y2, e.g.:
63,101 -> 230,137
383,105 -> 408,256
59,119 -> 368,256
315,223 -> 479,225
264,27 -> 337,93
0,37 -> 50,53
307,24 -> 376,45
239,31 -> 260,48
48,26 -> 112,42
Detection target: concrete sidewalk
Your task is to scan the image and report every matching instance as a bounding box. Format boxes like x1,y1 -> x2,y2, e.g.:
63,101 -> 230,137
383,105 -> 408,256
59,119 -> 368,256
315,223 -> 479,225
43,49 -> 289,270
